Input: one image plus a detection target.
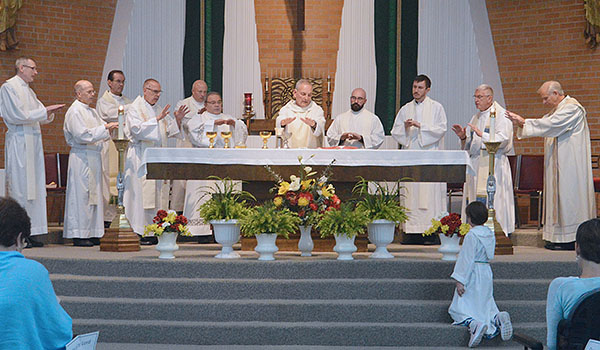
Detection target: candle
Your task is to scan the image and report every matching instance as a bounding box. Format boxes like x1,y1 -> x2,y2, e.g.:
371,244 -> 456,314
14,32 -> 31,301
327,75 -> 331,92
265,76 -> 268,93
489,105 -> 496,142
117,105 -> 124,139
244,92 -> 252,106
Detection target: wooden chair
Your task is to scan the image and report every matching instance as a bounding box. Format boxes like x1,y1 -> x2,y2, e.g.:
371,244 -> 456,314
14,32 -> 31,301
514,287 -> 600,350
514,155 -> 544,229
45,152 -> 69,225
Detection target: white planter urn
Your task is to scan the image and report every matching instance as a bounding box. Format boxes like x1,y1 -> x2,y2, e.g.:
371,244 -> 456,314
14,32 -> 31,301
156,232 -> 178,259
255,233 -> 278,261
367,219 -> 396,259
333,234 -> 357,261
297,225 -> 314,257
211,219 -> 241,259
438,234 -> 461,261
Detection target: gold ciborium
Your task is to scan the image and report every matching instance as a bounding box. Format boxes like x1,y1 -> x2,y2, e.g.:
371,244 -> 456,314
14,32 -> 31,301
206,131 -> 217,148
221,131 -> 232,148
259,130 -> 272,149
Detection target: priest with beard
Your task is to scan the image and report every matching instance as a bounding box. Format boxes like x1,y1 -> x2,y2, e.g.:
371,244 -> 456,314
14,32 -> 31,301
184,91 -> 248,242
276,79 -> 325,148
326,88 -> 384,149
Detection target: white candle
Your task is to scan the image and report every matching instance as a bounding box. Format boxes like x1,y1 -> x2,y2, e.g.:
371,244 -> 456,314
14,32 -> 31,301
327,76 -> 331,92
489,105 -> 496,142
117,105 -> 124,139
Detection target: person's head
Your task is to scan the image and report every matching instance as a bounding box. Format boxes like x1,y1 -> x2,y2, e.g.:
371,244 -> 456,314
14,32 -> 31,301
412,75 -> 431,103
537,81 -> 565,108
350,88 -> 367,112
191,80 -> 208,103
107,70 -> 125,96
74,80 -> 96,105
575,218 -> 600,265
143,79 -> 162,105
0,197 -> 31,250
474,84 -> 494,111
205,91 -> 223,114
15,57 -> 38,83
465,201 -> 488,226
293,79 -> 313,108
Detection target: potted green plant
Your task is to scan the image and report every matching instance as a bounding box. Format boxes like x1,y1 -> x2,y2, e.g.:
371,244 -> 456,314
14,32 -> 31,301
353,177 -> 409,259
316,203 -> 369,260
197,177 -> 254,259
239,203 -> 301,261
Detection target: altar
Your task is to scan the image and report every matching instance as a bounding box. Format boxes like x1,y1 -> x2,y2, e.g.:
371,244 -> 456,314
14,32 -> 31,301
141,148 -> 474,252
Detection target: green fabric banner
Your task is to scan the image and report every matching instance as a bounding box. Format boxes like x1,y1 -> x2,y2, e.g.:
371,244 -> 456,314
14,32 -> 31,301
204,0 -> 224,93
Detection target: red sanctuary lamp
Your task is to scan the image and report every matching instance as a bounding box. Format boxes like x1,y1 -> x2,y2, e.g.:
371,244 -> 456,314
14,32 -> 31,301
242,92 -> 255,128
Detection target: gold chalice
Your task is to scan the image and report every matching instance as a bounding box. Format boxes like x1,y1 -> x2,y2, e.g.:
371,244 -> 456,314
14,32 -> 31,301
221,131 -> 232,148
259,130 -> 272,149
206,131 -> 217,148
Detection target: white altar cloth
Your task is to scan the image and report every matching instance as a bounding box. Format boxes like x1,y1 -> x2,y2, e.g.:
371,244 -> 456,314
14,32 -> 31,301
140,148 -> 475,178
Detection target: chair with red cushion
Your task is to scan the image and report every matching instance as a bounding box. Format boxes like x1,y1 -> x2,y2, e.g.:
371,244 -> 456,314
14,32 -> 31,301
44,153 -> 68,225
514,155 -> 544,230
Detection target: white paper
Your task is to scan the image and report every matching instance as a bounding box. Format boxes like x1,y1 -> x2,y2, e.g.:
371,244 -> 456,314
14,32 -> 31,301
586,339 -> 600,350
66,331 -> 99,350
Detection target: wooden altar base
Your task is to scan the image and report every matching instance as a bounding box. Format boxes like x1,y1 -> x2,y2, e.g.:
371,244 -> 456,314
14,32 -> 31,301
100,228 -> 141,252
241,234 -> 369,252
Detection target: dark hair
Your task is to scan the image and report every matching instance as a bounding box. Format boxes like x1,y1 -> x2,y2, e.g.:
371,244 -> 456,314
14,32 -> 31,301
414,74 -> 431,89
0,197 -> 31,247
107,70 -> 124,81
466,201 -> 488,226
576,218 -> 600,264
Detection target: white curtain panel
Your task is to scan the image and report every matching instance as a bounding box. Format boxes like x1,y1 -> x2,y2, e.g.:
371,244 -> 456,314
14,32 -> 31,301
121,0 -> 186,109
418,0 -> 503,150
222,0 -> 265,119
331,0 -> 377,119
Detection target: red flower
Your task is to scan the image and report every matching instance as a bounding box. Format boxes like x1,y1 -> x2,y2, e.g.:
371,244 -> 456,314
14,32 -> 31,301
157,210 -> 168,219
286,191 -> 298,206
176,215 -> 188,225
309,203 -> 318,211
298,210 -> 305,217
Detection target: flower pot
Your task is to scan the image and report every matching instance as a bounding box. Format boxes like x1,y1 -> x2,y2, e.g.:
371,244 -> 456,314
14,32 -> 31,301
298,225 -> 313,257
255,233 -> 278,261
367,219 -> 395,259
211,219 -> 241,259
438,234 -> 461,261
334,234 -> 357,260
156,232 -> 178,259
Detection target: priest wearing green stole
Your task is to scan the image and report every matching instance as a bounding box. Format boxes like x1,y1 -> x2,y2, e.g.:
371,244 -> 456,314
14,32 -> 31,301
506,81 -> 596,250
392,74 -> 448,235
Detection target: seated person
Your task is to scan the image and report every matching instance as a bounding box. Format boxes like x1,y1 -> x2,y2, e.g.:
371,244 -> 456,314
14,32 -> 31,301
546,218 -> 600,350
0,196 -> 73,349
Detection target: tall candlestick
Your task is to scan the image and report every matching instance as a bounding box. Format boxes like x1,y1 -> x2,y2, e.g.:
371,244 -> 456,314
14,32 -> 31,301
117,105 -> 124,139
489,104 -> 496,142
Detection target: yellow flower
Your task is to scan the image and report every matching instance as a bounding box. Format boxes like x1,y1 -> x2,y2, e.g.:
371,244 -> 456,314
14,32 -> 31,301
301,179 -> 314,190
273,196 -> 283,207
441,224 -> 450,234
165,211 -> 176,224
144,224 -> 158,235
459,223 -> 471,236
278,181 -> 290,195
297,196 -> 310,207
321,184 -> 334,198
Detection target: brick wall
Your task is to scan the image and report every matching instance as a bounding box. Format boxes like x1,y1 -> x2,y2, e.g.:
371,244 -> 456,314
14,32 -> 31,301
0,0 -> 117,168
487,0 -> 600,156
255,0 -> 343,83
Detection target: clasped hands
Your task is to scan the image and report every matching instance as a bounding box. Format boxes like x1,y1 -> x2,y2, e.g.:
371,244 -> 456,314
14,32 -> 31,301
404,118 -> 421,129
279,116 -> 316,128
341,132 -> 362,142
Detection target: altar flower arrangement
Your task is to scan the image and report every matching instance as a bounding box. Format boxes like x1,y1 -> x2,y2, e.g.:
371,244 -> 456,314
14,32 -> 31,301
422,212 -> 470,237
144,209 -> 192,237
265,156 -> 340,226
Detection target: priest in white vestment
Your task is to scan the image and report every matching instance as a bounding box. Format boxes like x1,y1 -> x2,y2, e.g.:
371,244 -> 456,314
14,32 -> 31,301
452,84 -> 515,236
326,88 -> 384,149
172,80 -> 208,213
391,75 -> 447,234
276,79 -> 325,148
96,70 -> 132,224
0,57 -> 65,247
506,81 -> 596,249
63,80 -> 119,246
123,79 -> 189,243
183,91 -> 248,238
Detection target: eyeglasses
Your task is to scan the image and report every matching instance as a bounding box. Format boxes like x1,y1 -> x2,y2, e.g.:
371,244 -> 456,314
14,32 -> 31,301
145,88 -> 162,94
350,96 -> 365,101
23,65 -> 37,71
206,100 -> 222,105
473,95 -> 490,100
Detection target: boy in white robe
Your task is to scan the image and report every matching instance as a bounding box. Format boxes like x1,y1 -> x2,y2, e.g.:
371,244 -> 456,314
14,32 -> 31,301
449,201 -> 512,347
391,75 -> 447,236
63,80 -> 118,246
326,88 -> 384,149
